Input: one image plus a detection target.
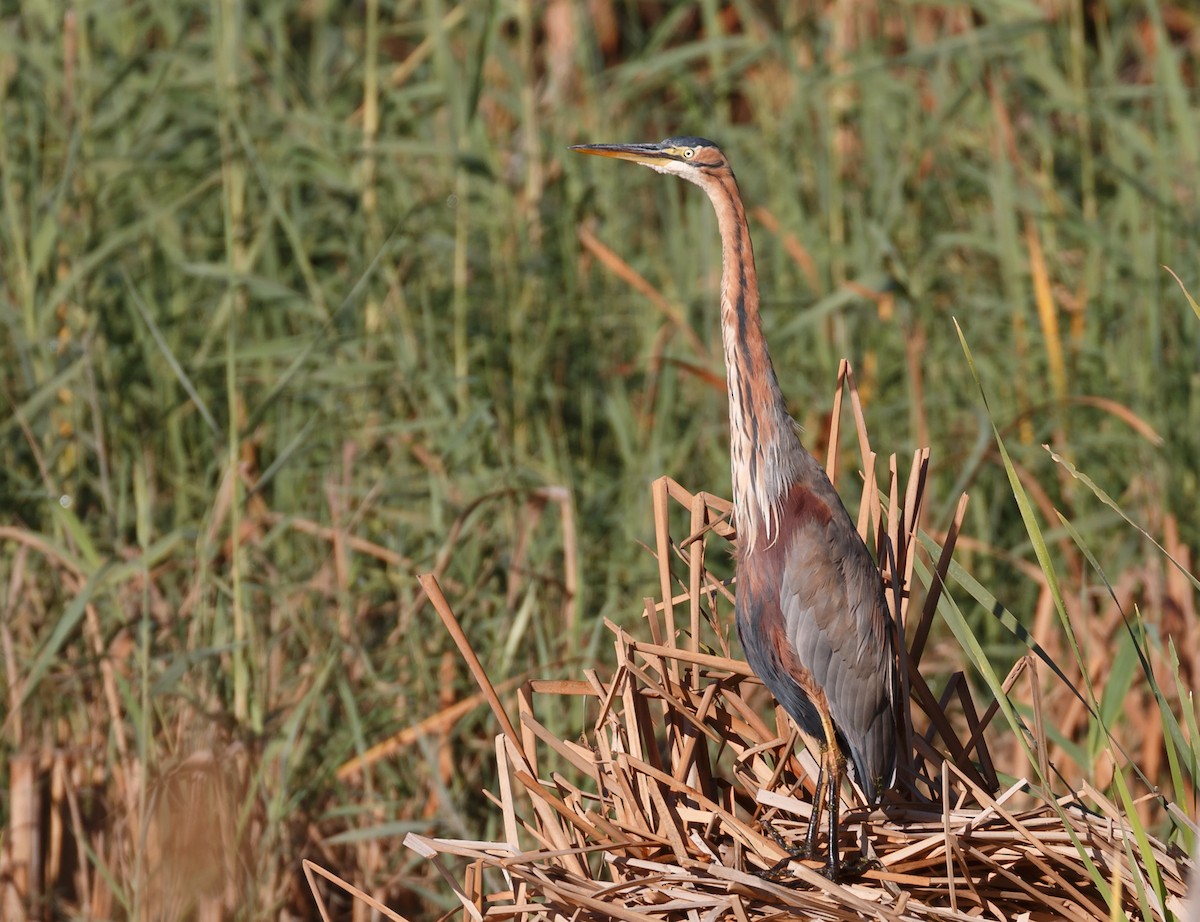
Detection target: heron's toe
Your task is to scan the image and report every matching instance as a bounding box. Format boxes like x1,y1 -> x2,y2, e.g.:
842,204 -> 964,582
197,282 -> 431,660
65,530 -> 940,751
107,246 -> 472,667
818,856 -> 879,882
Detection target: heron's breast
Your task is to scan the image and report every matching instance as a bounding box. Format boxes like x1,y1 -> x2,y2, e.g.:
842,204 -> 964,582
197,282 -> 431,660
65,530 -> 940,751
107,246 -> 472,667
736,481 -> 836,593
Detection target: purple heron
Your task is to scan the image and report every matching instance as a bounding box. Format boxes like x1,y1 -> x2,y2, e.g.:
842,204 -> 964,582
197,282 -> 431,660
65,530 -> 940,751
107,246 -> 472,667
571,137 -> 897,879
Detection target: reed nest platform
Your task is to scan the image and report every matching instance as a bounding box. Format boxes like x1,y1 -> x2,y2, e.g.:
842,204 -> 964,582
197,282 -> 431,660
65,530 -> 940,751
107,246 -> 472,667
321,365 -> 1194,922
401,581 -> 1191,920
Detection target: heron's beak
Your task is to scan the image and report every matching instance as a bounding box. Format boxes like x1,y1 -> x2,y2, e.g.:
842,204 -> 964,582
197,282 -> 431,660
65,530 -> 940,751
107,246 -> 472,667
569,142 -> 670,167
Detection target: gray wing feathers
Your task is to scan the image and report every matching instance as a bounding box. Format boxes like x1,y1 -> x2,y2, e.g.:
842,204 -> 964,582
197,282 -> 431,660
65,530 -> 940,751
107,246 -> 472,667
780,515 -> 896,802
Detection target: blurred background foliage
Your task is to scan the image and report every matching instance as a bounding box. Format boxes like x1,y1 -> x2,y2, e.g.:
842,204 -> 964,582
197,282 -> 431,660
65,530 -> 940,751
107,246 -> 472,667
1,0 -> 1197,917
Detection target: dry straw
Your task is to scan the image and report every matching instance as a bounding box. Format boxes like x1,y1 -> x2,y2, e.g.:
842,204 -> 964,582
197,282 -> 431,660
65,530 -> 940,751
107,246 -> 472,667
314,362 -> 1193,921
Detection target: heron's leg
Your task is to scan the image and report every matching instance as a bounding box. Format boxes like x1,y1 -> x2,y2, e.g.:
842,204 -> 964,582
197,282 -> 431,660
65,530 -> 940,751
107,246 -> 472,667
758,744 -> 827,881
801,749 -> 827,858
815,722 -> 875,881
771,742 -> 828,860
815,708 -> 844,879
823,746 -> 843,876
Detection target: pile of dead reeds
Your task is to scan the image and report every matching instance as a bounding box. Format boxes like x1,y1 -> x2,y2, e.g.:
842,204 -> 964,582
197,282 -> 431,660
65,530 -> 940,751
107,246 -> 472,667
313,363 -> 1193,921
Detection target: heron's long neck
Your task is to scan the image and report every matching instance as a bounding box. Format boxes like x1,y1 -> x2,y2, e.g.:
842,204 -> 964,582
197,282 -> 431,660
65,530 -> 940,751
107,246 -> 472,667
706,171 -> 804,550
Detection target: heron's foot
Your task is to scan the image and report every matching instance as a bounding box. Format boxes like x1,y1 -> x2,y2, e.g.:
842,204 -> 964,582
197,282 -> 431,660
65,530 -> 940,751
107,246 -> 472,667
758,854 -> 875,886
760,819 -> 813,859
817,855 -> 881,882
756,821 -> 814,881
758,856 -> 797,883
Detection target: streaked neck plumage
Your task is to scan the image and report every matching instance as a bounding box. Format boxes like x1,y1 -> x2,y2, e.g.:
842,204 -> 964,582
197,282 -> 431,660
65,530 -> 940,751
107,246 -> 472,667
697,169 -> 805,551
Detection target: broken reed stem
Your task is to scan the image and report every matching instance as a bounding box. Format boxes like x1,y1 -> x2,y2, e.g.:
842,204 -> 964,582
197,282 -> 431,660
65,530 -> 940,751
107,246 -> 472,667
417,573 -> 526,765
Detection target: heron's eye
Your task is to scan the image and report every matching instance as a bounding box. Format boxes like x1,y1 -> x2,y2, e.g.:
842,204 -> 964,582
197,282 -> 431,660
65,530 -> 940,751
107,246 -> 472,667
683,148 -> 695,159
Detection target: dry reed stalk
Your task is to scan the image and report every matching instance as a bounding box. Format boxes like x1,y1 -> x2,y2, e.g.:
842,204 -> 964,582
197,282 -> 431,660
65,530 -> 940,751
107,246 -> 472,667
382,366 -> 1191,921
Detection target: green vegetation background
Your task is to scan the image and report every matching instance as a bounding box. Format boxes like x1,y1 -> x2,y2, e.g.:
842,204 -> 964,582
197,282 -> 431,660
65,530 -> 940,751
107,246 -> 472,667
2,1 -> 1197,917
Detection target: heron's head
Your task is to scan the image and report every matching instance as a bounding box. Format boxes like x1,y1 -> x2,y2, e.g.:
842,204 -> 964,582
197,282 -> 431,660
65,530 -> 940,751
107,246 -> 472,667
570,137 -> 728,186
